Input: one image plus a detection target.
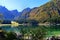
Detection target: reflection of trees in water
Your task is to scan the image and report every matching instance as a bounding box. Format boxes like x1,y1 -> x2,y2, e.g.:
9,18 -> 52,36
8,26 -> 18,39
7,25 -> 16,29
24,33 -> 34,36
0,28 -> 6,40
0,26 -> 48,40
2,25 -> 60,40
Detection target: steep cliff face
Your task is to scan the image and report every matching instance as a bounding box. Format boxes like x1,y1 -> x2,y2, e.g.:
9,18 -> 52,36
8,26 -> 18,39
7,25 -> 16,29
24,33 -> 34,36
29,0 -> 60,22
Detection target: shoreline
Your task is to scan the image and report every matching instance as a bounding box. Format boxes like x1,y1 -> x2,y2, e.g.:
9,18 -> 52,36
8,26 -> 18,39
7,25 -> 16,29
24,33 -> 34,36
0,24 -> 23,26
0,24 -> 60,26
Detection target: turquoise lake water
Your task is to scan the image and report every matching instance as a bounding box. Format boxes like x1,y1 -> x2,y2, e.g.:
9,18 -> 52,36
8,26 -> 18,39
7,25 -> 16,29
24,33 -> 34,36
0,25 -> 60,37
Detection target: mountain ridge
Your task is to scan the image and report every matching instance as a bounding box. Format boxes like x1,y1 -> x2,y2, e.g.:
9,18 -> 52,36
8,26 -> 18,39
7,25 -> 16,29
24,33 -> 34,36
0,0 -> 60,23
29,0 -> 60,23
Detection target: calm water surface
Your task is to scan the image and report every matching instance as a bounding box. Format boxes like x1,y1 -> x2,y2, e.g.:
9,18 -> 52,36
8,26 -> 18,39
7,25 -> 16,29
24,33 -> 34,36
0,25 -> 60,37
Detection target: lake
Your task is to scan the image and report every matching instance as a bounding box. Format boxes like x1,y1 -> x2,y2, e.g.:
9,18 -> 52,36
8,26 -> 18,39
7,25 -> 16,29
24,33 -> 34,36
0,25 -> 60,37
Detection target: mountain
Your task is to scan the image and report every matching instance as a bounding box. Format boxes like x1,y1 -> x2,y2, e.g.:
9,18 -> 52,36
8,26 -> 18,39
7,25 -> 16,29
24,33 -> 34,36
11,10 -> 20,17
29,0 -> 60,23
0,6 -> 14,20
21,8 -> 31,19
29,7 -> 39,19
0,0 -> 60,23
17,8 -> 31,20
0,6 -> 31,21
11,10 -> 21,20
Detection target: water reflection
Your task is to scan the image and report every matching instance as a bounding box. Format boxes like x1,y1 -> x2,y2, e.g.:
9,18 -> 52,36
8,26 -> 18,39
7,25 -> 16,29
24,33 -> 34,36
0,25 -> 60,37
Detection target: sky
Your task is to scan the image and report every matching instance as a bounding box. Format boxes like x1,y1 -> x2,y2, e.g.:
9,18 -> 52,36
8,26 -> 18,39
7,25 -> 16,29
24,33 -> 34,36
0,0 -> 50,12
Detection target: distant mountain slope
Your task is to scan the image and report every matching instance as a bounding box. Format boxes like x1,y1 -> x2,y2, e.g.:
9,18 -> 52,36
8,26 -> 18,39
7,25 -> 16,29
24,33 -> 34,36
21,8 -> 31,19
0,6 -> 14,20
17,8 -> 31,20
0,6 -> 31,21
11,10 -> 20,17
10,10 -> 21,20
29,0 -> 60,23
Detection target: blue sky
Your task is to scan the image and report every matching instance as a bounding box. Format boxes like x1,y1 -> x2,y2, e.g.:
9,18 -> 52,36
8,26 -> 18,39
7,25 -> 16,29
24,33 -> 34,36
0,0 -> 50,12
